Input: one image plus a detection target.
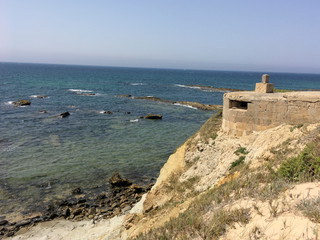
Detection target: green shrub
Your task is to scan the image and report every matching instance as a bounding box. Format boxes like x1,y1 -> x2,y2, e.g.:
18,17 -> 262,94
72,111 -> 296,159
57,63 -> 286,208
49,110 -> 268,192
277,143 -> 320,182
234,146 -> 248,156
230,156 -> 245,170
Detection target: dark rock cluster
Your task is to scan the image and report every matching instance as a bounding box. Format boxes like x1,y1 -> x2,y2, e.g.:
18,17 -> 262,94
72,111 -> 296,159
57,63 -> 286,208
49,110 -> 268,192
0,172 -> 153,238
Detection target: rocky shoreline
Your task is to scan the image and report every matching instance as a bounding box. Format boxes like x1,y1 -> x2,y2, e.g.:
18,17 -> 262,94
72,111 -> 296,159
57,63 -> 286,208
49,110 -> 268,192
0,172 -> 152,238
117,95 -> 222,111
184,84 -> 245,92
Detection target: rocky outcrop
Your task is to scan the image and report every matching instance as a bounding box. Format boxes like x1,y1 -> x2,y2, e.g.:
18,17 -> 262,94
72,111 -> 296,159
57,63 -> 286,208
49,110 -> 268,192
109,171 -> 132,187
144,114 -> 162,120
118,95 -> 222,111
59,112 -> 70,118
185,84 -> 245,92
12,100 -> 31,107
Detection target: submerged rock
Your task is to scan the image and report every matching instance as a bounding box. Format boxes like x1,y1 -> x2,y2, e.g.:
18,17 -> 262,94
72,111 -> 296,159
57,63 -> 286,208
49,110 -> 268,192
144,114 -> 163,120
59,112 -> 70,118
35,95 -> 48,99
39,110 -> 47,114
116,94 -> 132,98
80,93 -> 96,96
109,171 -> 132,187
12,100 -> 31,107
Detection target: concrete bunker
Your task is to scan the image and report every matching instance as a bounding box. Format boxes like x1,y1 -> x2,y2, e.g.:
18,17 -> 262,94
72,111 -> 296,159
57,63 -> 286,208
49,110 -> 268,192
222,74 -> 320,136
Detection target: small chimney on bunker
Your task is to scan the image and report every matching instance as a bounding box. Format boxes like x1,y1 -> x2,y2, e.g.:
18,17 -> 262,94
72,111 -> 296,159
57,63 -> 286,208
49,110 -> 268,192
255,74 -> 274,93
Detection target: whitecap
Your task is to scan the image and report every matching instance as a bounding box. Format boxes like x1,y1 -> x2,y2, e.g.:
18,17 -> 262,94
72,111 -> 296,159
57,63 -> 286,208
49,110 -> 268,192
68,89 -> 93,93
173,103 -> 198,110
174,84 -> 201,90
5,101 -> 13,105
130,83 -> 145,86
130,119 -> 139,123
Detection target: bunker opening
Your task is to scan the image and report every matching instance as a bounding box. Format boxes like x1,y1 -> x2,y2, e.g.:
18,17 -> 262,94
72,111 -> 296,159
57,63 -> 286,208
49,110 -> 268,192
229,100 -> 250,110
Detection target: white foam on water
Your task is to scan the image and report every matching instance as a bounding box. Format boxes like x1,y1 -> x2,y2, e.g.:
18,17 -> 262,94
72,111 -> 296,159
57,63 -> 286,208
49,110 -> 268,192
5,101 -> 13,105
174,84 -> 201,90
68,89 -> 93,93
130,119 -> 139,123
173,103 -> 198,110
130,83 -> 145,86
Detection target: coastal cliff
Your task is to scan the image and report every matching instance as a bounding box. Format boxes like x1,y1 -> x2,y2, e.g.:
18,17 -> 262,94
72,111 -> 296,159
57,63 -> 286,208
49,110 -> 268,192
9,111 -> 320,240
126,111 -> 320,239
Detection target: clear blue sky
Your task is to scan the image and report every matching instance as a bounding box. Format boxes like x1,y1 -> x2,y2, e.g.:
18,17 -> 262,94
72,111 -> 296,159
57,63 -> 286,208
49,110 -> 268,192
1,0 -> 320,73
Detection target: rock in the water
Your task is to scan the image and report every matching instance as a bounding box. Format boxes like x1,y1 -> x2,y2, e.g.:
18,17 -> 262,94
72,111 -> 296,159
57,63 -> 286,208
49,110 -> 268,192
117,94 -> 132,98
71,187 -> 83,195
0,220 -> 8,226
36,95 -> 48,99
12,100 -> 31,107
59,112 -> 70,118
144,114 -> 162,120
39,110 -> 47,113
109,171 -> 132,187
80,93 -> 96,96
101,111 -> 113,114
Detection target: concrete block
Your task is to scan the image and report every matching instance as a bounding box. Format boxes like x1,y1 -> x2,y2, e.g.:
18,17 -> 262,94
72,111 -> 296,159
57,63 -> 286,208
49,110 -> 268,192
255,83 -> 274,93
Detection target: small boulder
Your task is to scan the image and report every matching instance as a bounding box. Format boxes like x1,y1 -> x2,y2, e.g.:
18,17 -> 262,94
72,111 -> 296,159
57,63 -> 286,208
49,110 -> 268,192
59,112 -> 70,118
144,114 -> 162,120
39,110 -> 47,114
109,171 -> 132,187
12,100 -> 31,107
0,220 -> 8,226
71,187 -> 83,195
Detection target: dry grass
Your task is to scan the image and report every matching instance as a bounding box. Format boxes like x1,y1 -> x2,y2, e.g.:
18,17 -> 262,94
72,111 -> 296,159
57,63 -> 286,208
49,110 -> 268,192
298,196 -> 320,223
187,110 -> 222,147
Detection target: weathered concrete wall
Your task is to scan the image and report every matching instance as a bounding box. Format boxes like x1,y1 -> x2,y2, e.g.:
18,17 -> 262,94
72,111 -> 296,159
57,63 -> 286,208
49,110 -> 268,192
222,91 -> 320,136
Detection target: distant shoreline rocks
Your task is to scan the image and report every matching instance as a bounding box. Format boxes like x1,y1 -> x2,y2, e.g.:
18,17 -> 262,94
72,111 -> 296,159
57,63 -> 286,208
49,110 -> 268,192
117,95 -> 222,111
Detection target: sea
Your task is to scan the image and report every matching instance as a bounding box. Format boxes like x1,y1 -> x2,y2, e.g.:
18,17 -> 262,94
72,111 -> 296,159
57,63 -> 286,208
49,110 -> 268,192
1,62 -> 320,219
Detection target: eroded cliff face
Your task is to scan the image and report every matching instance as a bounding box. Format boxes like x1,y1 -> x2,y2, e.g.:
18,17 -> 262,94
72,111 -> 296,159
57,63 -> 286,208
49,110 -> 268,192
126,112 -> 320,239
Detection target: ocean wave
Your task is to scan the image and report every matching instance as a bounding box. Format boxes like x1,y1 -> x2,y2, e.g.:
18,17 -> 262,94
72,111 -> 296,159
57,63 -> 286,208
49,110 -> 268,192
5,101 -> 13,105
173,103 -> 198,110
130,119 -> 139,122
174,84 -> 201,90
68,89 -> 93,93
129,83 -> 145,86
30,95 -> 49,98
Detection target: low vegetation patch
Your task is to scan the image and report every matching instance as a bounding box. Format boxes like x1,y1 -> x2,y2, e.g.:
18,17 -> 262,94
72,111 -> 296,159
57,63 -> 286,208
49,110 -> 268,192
187,110 -> 222,146
230,146 -> 249,171
298,196 -> 320,223
277,140 -> 320,182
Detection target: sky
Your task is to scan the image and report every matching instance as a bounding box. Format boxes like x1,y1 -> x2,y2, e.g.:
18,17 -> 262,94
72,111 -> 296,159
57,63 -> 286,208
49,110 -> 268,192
0,0 -> 320,73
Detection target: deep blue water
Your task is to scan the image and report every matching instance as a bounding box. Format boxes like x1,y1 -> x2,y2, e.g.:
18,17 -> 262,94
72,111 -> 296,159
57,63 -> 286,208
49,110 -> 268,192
0,62 -> 320,219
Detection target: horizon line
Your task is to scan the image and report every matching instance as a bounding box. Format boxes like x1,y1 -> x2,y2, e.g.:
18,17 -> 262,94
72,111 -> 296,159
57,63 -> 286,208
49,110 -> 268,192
1,60 -> 319,76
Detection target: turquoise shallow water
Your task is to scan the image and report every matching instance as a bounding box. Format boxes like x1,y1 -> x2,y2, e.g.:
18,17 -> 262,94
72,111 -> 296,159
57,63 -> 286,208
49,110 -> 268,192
0,62 -> 319,218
